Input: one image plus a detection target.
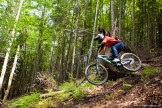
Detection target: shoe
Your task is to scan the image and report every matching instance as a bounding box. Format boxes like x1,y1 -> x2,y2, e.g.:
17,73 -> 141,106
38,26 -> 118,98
112,58 -> 120,62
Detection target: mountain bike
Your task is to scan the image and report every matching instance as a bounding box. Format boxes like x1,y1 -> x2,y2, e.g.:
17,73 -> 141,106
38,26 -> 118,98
85,48 -> 142,85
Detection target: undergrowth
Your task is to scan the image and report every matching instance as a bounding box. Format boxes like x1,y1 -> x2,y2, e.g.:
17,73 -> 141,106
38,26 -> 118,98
58,80 -> 94,101
5,93 -> 40,108
5,80 -> 94,108
141,66 -> 159,81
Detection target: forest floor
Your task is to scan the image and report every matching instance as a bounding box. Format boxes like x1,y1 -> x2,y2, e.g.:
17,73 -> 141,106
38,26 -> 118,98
62,55 -> 162,108
4,53 -> 162,108
63,70 -> 162,108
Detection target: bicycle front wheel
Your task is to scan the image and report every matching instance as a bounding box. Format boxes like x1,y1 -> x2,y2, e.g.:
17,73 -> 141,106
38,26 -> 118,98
120,53 -> 141,72
85,64 -> 108,85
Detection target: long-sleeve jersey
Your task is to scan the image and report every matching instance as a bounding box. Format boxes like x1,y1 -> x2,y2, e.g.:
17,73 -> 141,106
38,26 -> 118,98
102,36 -> 121,47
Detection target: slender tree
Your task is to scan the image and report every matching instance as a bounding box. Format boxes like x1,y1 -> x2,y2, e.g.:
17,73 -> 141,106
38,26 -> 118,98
132,0 -> 135,46
71,0 -> 80,74
3,45 -> 20,102
0,0 -> 24,92
119,0 -> 122,38
110,0 -> 115,30
88,0 -> 99,63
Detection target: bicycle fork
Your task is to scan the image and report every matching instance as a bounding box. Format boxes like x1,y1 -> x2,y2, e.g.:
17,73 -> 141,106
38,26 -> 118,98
95,57 -> 99,75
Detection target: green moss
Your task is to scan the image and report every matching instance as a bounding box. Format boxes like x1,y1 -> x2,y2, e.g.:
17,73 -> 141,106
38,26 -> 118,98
54,92 -> 72,101
6,93 -> 40,108
123,83 -> 132,87
58,81 -> 76,91
72,87 -> 87,100
142,66 -> 158,78
58,81 -> 94,101
32,97 -> 57,108
123,83 -> 132,90
5,81 -> 95,108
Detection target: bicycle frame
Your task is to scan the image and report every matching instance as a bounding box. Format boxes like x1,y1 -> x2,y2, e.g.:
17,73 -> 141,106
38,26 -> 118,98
95,48 -> 133,73
95,48 -> 115,64
95,48 -> 116,74
95,54 -> 116,72
97,55 -> 113,64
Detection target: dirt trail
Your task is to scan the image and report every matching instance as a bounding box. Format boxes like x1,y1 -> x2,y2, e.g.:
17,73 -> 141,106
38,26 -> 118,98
63,70 -> 162,108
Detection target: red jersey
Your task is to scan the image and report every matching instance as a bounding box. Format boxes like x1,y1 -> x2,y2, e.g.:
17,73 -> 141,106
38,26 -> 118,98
102,36 -> 121,47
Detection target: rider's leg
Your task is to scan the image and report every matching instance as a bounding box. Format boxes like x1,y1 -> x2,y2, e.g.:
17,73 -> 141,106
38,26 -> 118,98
112,45 -> 118,58
112,42 -> 124,62
117,42 -> 124,53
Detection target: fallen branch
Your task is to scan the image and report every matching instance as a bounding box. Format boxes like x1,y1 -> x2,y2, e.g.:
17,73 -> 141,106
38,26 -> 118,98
40,90 -> 68,98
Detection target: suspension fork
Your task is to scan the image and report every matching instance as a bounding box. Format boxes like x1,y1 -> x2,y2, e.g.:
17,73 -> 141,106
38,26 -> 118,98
95,48 -> 100,75
95,56 -> 99,75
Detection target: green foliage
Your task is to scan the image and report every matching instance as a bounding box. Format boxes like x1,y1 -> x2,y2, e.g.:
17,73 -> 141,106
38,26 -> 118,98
53,92 -> 71,102
58,81 -> 94,101
71,85 -> 87,100
6,93 -> 40,108
58,81 -> 76,91
72,82 -> 95,100
142,66 -> 158,79
123,83 -> 132,89
140,66 -> 159,82
5,80 -> 95,107
33,97 -> 54,108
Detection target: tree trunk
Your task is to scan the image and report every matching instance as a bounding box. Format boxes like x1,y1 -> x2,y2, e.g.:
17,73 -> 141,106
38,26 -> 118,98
3,45 -> 20,102
65,32 -> 73,80
132,0 -> 135,47
76,0 -> 88,79
0,0 -> 24,92
71,0 -> 80,74
60,32 -> 66,82
88,0 -> 99,63
111,19 -> 117,38
36,12 -> 45,73
119,0 -> 122,39
110,0 -> 115,30
48,41 -> 55,74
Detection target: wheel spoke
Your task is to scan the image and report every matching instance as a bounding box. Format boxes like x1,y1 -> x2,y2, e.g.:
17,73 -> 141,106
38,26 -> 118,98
85,64 -> 108,85
120,53 -> 141,72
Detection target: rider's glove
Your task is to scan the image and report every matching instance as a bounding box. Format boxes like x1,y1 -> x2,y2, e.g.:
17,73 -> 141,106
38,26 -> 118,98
94,35 -> 100,40
94,34 -> 104,40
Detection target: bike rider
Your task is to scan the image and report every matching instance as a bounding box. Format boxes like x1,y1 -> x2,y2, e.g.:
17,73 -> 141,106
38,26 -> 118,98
94,28 -> 124,62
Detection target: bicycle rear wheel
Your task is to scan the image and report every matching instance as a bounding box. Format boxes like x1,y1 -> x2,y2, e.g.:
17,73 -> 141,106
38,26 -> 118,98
85,64 -> 108,85
120,53 -> 141,72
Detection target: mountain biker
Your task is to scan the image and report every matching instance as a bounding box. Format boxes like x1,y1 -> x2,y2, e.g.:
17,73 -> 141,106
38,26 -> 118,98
94,28 -> 124,62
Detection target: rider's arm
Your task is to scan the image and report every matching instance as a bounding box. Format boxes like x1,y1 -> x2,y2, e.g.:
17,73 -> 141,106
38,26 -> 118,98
94,34 -> 104,41
98,40 -> 107,48
98,40 -> 108,54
